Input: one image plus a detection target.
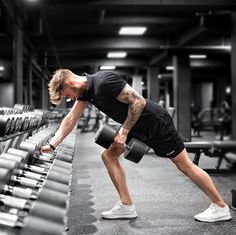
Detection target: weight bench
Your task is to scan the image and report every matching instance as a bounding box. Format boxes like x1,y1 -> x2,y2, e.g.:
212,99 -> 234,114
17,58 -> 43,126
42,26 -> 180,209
185,140 -> 236,174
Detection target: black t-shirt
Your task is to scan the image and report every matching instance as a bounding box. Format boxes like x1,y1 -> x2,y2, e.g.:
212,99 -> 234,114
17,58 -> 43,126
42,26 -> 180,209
77,71 -> 164,142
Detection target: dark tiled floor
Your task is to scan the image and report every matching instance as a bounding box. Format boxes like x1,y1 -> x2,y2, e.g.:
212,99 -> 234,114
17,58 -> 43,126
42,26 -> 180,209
68,130 -> 236,235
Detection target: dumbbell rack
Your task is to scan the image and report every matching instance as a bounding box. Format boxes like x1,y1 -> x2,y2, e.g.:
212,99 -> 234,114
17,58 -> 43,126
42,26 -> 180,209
0,118 -> 76,235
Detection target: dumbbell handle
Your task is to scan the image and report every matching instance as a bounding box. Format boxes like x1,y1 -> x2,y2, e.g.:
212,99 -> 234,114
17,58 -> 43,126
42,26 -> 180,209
17,169 -> 46,181
25,164 -> 48,175
0,194 -> 31,210
3,185 -> 37,200
0,211 -> 23,228
11,175 -> 42,189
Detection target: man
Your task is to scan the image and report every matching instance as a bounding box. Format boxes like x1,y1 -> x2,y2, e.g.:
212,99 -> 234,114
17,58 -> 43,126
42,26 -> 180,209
41,69 -> 232,222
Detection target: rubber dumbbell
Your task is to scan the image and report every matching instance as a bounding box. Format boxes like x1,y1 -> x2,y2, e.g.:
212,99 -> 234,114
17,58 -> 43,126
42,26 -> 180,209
8,147 -> 72,174
0,189 -> 67,224
19,141 -> 54,165
1,152 -> 71,186
7,148 -> 48,175
0,168 -> 69,209
0,166 -> 70,206
0,160 -> 43,189
0,195 -> 68,223
19,140 -> 73,164
95,123 -> 147,163
0,212 -> 66,235
0,153 -> 46,182
0,115 -> 11,136
0,168 -> 37,200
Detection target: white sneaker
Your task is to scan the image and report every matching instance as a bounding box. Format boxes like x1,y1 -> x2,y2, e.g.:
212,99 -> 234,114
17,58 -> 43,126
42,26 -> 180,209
194,203 -> 232,222
101,201 -> 137,219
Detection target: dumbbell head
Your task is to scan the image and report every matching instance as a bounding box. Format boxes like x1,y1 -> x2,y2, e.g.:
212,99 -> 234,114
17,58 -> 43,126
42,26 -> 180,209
124,138 -> 147,163
30,201 -> 67,224
0,168 -> 11,192
7,148 -> 30,164
0,157 -> 21,175
23,215 -> 66,235
0,115 -> 11,136
19,141 -> 38,164
0,152 -> 25,169
37,187 -> 69,209
42,179 -> 70,194
95,123 -> 118,149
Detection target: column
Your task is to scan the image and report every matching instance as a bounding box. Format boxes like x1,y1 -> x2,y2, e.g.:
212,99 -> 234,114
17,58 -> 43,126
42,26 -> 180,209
231,12 -> 236,139
173,55 -> 191,141
147,67 -> 159,102
27,56 -> 33,105
13,15 -> 23,104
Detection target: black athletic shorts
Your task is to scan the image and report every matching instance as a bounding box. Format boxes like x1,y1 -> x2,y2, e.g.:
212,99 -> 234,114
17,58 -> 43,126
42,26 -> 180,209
145,110 -> 185,158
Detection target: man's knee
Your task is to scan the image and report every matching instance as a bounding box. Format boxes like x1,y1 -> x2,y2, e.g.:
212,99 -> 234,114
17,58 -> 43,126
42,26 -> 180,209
101,150 -> 109,161
101,149 -> 119,163
171,150 -> 194,175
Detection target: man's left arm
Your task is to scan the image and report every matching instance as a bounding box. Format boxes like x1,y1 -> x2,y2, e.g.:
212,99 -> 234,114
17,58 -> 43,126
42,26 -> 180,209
115,84 -> 146,146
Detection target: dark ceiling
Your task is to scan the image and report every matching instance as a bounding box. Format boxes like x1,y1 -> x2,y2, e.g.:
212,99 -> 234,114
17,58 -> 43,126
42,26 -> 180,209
1,0 -> 236,77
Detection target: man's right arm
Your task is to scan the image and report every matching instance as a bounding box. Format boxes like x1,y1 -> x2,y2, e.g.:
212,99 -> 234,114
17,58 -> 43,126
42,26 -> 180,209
41,100 -> 87,153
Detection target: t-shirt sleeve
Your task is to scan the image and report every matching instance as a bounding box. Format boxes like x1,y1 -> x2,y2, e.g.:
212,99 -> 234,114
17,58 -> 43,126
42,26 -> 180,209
102,72 -> 126,98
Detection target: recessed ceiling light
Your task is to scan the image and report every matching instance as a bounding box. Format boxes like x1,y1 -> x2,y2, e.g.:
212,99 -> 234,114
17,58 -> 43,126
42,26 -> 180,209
0,66 -> 5,71
166,66 -> 174,71
189,54 -> 207,59
100,65 -> 116,70
119,27 -> 147,35
107,52 -> 127,58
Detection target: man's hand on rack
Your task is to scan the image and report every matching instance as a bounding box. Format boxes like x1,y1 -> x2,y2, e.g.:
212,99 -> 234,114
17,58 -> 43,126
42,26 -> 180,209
40,145 -> 54,154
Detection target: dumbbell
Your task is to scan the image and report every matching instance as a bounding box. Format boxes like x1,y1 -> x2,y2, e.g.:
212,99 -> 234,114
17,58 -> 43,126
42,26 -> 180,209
19,140 -> 73,164
0,212 -> 65,235
0,168 -> 69,210
0,160 -> 43,189
0,195 -> 68,223
0,168 -> 37,200
16,142 -> 73,173
1,152 -> 46,181
9,147 -> 73,185
8,148 -> 48,175
18,140 -> 53,165
0,115 -> 11,136
1,151 -> 72,186
95,123 -> 147,163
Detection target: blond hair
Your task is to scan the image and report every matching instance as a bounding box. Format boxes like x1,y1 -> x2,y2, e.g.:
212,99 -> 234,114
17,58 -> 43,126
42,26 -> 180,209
48,69 -> 73,105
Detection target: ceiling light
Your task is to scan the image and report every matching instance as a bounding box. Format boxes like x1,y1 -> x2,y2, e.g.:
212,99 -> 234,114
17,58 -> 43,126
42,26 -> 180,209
100,65 -> 116,70
226,86 -> 231,94
107,52 -> 127,58
119,27 -> 147,35
189,54 -> 207,59
0,66 -> 5,71
166,66 -> 174,71
221,45 -> 231,50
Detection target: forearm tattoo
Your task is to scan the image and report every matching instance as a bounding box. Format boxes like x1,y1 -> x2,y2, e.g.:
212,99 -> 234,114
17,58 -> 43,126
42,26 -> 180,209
117,85 -> 146,131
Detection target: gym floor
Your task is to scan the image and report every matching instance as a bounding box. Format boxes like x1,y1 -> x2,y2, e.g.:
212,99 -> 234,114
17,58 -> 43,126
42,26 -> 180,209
67,130 -> 236,235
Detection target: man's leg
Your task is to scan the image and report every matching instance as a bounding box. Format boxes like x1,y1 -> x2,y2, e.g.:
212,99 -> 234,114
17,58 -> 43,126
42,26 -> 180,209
100,145 -> 137,219
171,148 -> 225,206
171,148 -> 231,222
101,145 -> 132,205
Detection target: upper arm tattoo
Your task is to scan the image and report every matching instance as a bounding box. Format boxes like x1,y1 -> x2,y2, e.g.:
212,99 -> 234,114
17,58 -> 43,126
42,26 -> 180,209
117,84 -> 146,131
